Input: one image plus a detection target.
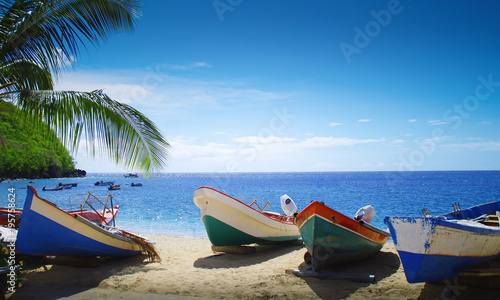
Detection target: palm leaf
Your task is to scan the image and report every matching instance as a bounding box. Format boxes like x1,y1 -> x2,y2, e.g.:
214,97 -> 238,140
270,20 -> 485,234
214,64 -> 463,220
0,0 -> 142,72
17,89 -> 169,172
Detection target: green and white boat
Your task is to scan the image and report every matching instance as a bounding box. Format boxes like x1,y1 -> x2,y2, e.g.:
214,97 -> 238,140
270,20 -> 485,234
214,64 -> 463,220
193,186 -> 300,246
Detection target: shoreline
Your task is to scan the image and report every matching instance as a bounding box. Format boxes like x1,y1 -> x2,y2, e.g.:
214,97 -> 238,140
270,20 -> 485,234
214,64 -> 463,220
10,235 -> 500,300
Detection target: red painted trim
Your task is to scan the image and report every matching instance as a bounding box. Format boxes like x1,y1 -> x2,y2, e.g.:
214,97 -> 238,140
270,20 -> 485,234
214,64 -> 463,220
195,186 -> 294,225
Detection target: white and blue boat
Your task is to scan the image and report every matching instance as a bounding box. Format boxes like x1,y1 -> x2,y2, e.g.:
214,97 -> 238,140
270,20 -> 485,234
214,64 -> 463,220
384,201 -> 500,283
16,186 -> 150,258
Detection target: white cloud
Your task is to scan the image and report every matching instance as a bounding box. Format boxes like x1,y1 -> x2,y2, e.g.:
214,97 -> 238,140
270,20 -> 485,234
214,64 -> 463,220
299,137 -> 384,148
444,140 -> 500,151
160,62 -> 212,70
54,69 -> 296,114
428,120 -> 448,126
408,119 -> 417,123
329,122 -> 343,127
233,136 -> 296,144
170,136 -> 235,159
358,119 -> 371,123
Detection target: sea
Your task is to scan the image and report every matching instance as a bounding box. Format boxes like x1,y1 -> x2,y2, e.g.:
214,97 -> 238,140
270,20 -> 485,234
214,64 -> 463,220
1,171 -> 500,238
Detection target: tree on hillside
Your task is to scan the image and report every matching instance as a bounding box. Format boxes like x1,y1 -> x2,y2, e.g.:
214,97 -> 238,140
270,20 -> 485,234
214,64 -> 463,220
0,0 -> 169,173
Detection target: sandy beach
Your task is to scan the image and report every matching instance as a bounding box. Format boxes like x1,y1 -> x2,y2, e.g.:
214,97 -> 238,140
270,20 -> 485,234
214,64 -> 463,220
9,235 -> 500,300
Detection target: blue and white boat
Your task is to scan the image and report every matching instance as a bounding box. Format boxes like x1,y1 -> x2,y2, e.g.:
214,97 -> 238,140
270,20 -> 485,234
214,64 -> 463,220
16,186 -> 149,258
95,180 -> 115,186
384,201 -> 500,283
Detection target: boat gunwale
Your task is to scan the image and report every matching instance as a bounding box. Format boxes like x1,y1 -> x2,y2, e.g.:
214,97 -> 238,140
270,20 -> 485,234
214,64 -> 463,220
384,216 -> 500,237
296,201 -> 390,244
26,185 -> 137,244
194,186 -> 294,225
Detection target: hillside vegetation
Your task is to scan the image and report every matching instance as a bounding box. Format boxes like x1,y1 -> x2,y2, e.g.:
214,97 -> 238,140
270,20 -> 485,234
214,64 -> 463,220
0,101 -> 84,179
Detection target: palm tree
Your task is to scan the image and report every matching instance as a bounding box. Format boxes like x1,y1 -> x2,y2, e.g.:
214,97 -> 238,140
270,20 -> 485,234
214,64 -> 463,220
0,0 -> 169,172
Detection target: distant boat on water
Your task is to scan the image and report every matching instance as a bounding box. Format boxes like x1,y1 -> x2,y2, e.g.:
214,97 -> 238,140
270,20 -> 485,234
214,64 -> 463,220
124,173 -> 139,178
58,182 -> 78,188
42,186 -> 64,191
95,180 -> 115,186
131,182 -> 143,187
108,184 -> 121,190
385,201 -> 500,283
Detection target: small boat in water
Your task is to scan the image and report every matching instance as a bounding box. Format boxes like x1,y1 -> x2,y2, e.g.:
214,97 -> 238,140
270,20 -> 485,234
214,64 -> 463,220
42,186 -> 64,191
193,187 -> 301,247
295,201 -> 390,271
95,180 -> 115,186
16,186 -> 160,259
58,182 -> 78,188
131,182 -> 143,187
385,201 -> 500,283
108,184 -> 121,190
124,173 -> 139,178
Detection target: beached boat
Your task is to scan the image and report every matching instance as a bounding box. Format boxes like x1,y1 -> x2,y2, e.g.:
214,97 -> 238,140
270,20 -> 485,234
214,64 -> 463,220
295,201 -> 390,271
193,186 -> 301,247
16,186 -> 159,259
384,201 -> 500,283
95,180 -> 115,186
0,192 -> 119,229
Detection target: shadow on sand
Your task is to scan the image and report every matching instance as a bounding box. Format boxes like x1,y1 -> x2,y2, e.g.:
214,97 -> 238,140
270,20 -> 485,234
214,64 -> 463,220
193,242 -> 304,269
298,250 -> 401,300
9,254 -> 154,300
417,276 -> 500,300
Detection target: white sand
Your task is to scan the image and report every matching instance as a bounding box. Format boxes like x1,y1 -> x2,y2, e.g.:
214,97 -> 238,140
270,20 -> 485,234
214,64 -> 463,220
9,236 -> 500,299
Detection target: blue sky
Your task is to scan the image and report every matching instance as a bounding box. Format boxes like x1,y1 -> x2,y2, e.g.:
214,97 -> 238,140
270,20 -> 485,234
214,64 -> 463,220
56,0 -> 500,173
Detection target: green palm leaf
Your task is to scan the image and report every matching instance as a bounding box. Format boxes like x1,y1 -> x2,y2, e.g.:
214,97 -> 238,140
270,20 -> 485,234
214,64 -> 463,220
17,89 -> 169,171
0,0 -> 170,173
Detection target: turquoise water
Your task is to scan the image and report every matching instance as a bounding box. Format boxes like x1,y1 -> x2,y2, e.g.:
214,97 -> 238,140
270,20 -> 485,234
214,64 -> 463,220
1,171 -> 499,237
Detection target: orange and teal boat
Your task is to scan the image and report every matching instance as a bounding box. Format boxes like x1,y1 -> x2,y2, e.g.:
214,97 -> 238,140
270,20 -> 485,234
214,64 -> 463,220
295,201 -> 390,271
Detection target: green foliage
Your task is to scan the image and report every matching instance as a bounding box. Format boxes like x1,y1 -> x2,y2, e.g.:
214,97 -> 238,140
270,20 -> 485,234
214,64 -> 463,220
0,101 -> 75,178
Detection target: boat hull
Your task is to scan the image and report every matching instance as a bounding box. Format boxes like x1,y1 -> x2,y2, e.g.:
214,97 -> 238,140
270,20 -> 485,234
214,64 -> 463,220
385,212 -> 500,283
193,187 -> 300,246
17,186 -> 142,257
296,201 -> 390,270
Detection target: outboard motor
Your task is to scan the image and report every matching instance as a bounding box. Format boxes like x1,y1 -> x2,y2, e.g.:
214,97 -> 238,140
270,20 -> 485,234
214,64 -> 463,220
280,194 -> 298,217
354,205 -> 375,223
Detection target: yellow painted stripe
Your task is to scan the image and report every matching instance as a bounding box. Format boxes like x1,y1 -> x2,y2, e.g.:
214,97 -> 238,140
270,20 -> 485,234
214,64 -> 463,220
30,193 -> 140,252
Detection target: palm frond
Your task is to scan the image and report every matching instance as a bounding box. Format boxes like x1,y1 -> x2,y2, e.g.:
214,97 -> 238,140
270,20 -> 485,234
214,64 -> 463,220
17,89 -> 169,172
0,59 -> 53,95
0,0 -> 142,72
